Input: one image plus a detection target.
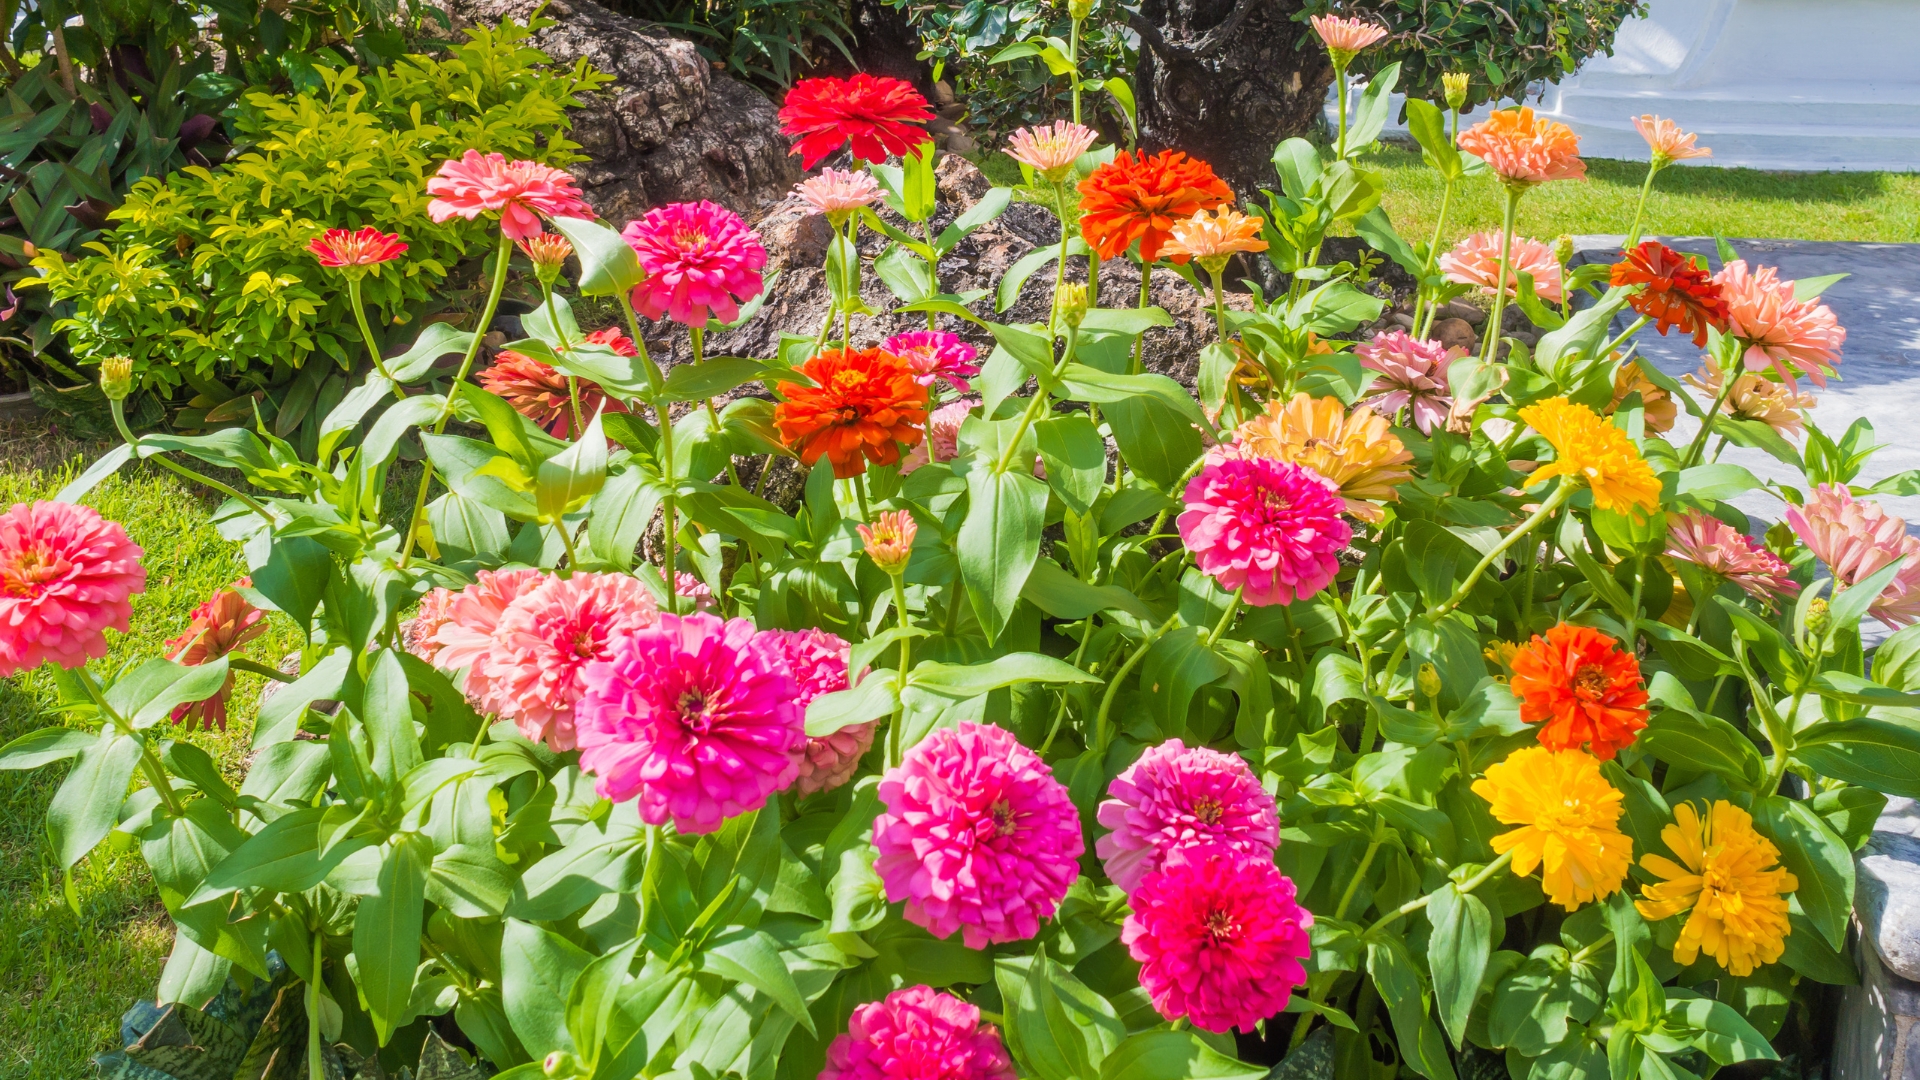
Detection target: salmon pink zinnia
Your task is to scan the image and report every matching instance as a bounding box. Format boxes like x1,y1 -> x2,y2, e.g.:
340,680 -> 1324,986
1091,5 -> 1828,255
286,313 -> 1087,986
576,612 -> 806,832
1713,259 -> 1846,388
425,151 -> 593,241
1786,484 -> 1920,629
820,985 -> 1016,1080
1122,846 -> 1313,1034
1355,331 -> 1463,435
1310,14 -> 1389,59
1665,510 -> 1800,605
429,568 -> 548,703
873,722 -> 1083,948
483,573 -> 661,751
1097,739 -> 1280,894
778,74 -> 934,169
792,168 -> 882,219
900,397 -> 975,474
1440,231 -> 1565,304
1005,120 -> 1098,181
0,501 -> 145,676
1179,457 -> 1350,607
1634,115 -> 1711,165
165,578 -> 266,731
622,201 -> 769,325
759,627 -> 872,797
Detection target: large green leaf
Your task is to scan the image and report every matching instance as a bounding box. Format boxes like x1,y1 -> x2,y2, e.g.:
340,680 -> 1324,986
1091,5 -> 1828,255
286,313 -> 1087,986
1795,718 -> 1920,796
956,467 -> 1047,643
355,833 -> 431,1043
1368,940 -> 1458,1080
1751,796 -> 1853,950
502,919 -> 595,1054
1099,1031 -> 1264,1080
1427,884 -> 1492,1048
47,728 -> 140,869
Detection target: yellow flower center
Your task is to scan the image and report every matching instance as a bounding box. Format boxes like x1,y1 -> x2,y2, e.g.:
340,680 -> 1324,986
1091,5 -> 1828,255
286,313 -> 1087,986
989,799 -> 1019,836
1205,908 -> 1239,942
1192,796 -> 1223,825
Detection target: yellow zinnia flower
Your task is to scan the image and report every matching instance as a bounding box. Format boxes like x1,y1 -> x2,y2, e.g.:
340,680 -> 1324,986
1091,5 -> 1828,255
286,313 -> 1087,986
1516,396 -> 1663,517
1233,392 -> 1413,522
1471,746 -> 1633,909
1634,801 -> 1797,976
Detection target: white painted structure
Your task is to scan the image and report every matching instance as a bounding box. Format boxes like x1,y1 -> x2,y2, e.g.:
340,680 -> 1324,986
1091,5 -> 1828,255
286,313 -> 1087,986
1327,0 -> 1920,172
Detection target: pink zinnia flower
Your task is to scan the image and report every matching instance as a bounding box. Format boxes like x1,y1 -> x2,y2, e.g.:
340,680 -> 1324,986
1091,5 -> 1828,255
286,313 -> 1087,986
1786,484 -> 1920,629
1714,259 -> 1846,388
425,151 -> 593,241
1666,510 -> 1799,606
759,627 -> 873,796
1179,458 -> 1349,607
872,722 -> 1083,948
674,571 -> 714,611
820,985 -> 1016,1080
1440,231 -> 1565,304
883,331 -> 980,394
858,510 -> 918,575
1122,846 -> 1314,1034
483,573 -> 660,751
0,501 -> 145,675
1096,739 -> 1280,894
576,612 -> 806,832
165,577 -> 266,731
1309,14 -> 1388,57
792,168 -> 882,218
1634,115 -> 1711,164
429,568 -> 548,703
1355,331 -> 1464,435
900,397 -> 975,474
1005,121 -> 1098,180
622,201 -> 770,325
406,586 -> 458,662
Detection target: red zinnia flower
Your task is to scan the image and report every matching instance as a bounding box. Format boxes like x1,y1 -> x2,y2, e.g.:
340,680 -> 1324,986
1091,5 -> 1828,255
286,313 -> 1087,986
1609,241 -> 1729,347
778,74 -> 934,169
307,227 -> 407,270
773,347 -> 928,478
477,327 -> 635,438
166,578 -> 267,731
1076,150 -> 1234,263
1509,624 -> 1649,761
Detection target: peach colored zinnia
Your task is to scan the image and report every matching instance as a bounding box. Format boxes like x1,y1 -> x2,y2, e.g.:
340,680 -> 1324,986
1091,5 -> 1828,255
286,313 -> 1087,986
1096,739 -> 1280,894
1441,231 -> 1565,304
425,151 -> 593,241
483,572 -> 661,751
0,501 -> 145,676
1161,207 -> 1269,270
1231,393 -> 1413,521
900,397 -> 975,474
1786,484 -> 1920,629
430,568 -> 548,703
1713,259 -> 1846,388
1309,14 -> 1388,58
1355,331 -> 1463,435
792,168 -> 881,219
406,586 -> 458,663
1684,365 -> 1815,439
1005,120 -> 1098,180
1458,107 -> 1586,187
1634,115 -> 1711,165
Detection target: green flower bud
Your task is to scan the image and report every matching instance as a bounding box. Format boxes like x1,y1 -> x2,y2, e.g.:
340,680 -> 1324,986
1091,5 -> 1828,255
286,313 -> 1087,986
1068,0 -> 1093,20
1552,234 -> 1575,266
1804,597 -> 1831,639
100,355 -> 134,402
1442,72 -> 1469,112
1055,282 -> 1090,330
1417,662 -> 1443,701
543,1051 -> 582,1079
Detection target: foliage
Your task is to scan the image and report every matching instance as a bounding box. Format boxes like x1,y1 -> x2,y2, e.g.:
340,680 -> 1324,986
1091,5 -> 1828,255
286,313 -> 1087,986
25,18 -> 607,431
606,0 -> 856,86
0,82 -> 1905,1080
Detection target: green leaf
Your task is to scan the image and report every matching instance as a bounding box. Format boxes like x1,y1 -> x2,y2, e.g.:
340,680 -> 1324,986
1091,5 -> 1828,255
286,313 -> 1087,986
1367,940 -> 1459,1080
702,928 -> 816,1035
253,648 -> 353,746
1792,272 -> 1847,302
1035,413 -> 1105,515
502,918 -> 593,1054
0,726 -> 95,770
362,649 -> 423,784
1057,365 -> 1209,430
1795,718 -> 1920,797
1829,558 -> 1906,634
47,729 -> 139,869
957,468 -> 1048,643
1405,97 -> 1462,179
1667,996 -> 1779,1065
106,657 -> 233,730
1340,62 -> 1400,155
1077,306 -> 1174,336
384,321 -> 476,383
997,953 -> 1124,1080
1639,701 -> 1765,791
56,442 -> 134,504
249,536 -> 331,638
1099,1030 -> 1265,1080
909,653 -> 1099,696
999,244 -> 1064,312
805,674 -> 899,737
1675,464 -> 1763,502
1021,559 -> 1150,620
355,833 -> 431,1043
551,216 -> 647,296
566,940 -> 641,1062
428,844 -> 515,919
1100,394 -> 1202,489
193,807 -> 357,900
1427,884 -> 1492,1048
1751,796 -> 1854,950
537,410 -> 608,522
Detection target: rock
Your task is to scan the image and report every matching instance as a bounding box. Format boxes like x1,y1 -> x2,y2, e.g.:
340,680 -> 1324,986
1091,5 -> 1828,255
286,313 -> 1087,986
755,203 -> 833,272
1440,300 -> 1487,325
1859,797 -> 1920,982
443,0 -> 800,221
1837,796 -> 1920,1079
1433,317 -> 1478,352
1832,937 -> 1920,1080
1388,312 -> 1414,330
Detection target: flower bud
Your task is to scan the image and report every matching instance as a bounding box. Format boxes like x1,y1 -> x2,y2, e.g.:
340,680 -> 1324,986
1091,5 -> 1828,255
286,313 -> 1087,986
1417,662 -> 1443,701
858,509 -> 918,575
1068,0 -> 1093,20
1054,282 -> 1090,330
100,355 -> 134,401
1552,234 -> 1575,267
543,1051 -> 582,1079
1442,72 -> 1469,111
1805,596 -> 1831,639
518,232 -> 574,287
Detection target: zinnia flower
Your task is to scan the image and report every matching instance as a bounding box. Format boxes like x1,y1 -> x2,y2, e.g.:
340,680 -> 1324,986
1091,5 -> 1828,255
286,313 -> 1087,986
429,569 -> 547,684
1076,150 -> 1233,263
1121,846 -> 1313,1034
1354,331 -> 1462,435
900,397 -> 975,474
1230,393 -> 1411,522
674,571 -> 714,611
1096,739 -> 1279,894
1457,106 -> 1587,187
164,578 -> 266,731
622,201 -> 770,325
478,339 -> 631,439
483,573 -> 660,751
1472,746 -> 1632,910
307,227 -> 407,272
0,501 -> 145,675
858,509 -> 917,574
1635,801 -> 1796,976
1178,457 -> 1351,607
1517,397 -> 1662,517
1666,510 -> 1799,605
872,722 -> 1083,948
792,168 -> 882,220
1005,121 -> 1098,181
517,232 -> 573,279
1713,260 -> 1846,388
1161,207 -> 1269,272
1683,365 -> 1814,439
820,985 -> 1015,1080
1440,231 -> 1566,304
1609,359 -> 1677,434
1610,241 -> 1728,347
576,612 -> 806,832
773,347 -> 928,478
1509,624 -> 1648,761
406,586 -> 458,663
882,331 -> 980,393
759,627 -> 872,797
1786,483 -> 1920,629
1633,115 -> 1711,166
778,74 -> 934,169
426,151 -> 593,241
1309,14 -> 1388,60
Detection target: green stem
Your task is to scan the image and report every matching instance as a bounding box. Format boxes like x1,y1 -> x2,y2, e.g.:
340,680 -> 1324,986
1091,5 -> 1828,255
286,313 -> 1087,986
853,471 -> 872,521
618,303 -> 680,613
1092,612 -> 1181,753
1479,185 -> 1524,363
1413,179 -> 1456,336
1041,614 -> 1099,754
1623,162 -> 1662,251
921,219 -> 940,330
1682,372 -> 1741,469
1069,17 -> 1084,124
1626,554 -> 1646,652
230,656 -> 294,683
887,572 -> 913,768
1129,263 -> 1152,375
1434,481 -> 1573,616
1365,850 -> 1514,937
111,398 -> 274,522
1204,586 -> 1244,647
1048,181 -> 1072,338
1597,315 -> 1652,363
79,667 -> 185,817
1207,266 -> 1229,345
994,326 -> 1075,474
307,931 -> 325,1080
347,276 -> 404,399
1334,61 -> 1350,156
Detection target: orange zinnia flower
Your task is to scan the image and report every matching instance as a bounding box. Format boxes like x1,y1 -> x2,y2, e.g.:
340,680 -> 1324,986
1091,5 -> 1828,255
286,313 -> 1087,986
1076,150 -> 1233,263
775,347 -> 929,478
1509,624 -> 1649,761
1458,107 -> 1586,187
1610,241 -> 1728,348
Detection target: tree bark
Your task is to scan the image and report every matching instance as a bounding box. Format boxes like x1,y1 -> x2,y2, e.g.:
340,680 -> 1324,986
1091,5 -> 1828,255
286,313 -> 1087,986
1128,0 -> 1332,201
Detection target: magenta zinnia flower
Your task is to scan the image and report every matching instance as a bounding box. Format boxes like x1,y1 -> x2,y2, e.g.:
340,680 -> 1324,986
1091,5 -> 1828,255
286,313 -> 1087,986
820,985 -> 1016,1080
1786,484 -> 1920,629
1096,739 -> 1279,894
1440,231 -> 1565,304
622,201 -> 770,325
1122,846 -> 1314,1034
1355,331 -> 1464,435
1665,510 -> 1799,605
900,397 -> 976,474
483,573 -> 660,751
872,722 -> 1083,948
576,612 -> 805,832
883,331 -> 980,394
1179,457 -> 1350,607
430,568 -> 547,697
758,627 -> 873,796
425,151 -> 593,241
0,501 -> 145,675
1714,259 -> 1846,388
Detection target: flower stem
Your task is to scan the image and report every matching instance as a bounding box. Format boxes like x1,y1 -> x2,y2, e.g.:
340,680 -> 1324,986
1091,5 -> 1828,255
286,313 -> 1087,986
1129,262 -> 1152,375
1479,184 -> 1524,364
853,471 -> 872,521
1597,315 -> 1652,363
347,277 -> 404,399
1624,162 -> 1662,251
1413,179 -> 1456,337
1092,611 -> 1181,753
1682,372 -> 1741,469
619,302 -> 681,613
1048,181 -> 1072,339
111,399 -> 274,522
1364,851 -> 1515,937
1334,61 -> 1350,156
307,931 -> 326,1080
886,570 -> 913,768
1069,17 -> 1084,123
1203,585 -> 1244,647
1433,480 -> 1573,616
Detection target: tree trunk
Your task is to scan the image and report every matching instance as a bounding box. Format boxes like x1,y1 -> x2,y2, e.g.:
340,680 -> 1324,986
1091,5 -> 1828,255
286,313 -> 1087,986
1128,0 -> 1333,202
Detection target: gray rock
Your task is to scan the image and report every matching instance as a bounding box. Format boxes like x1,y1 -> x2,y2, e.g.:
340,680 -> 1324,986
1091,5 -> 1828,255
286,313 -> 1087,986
1859,798 -> 1920,983
1833,929 -> 1920,1080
